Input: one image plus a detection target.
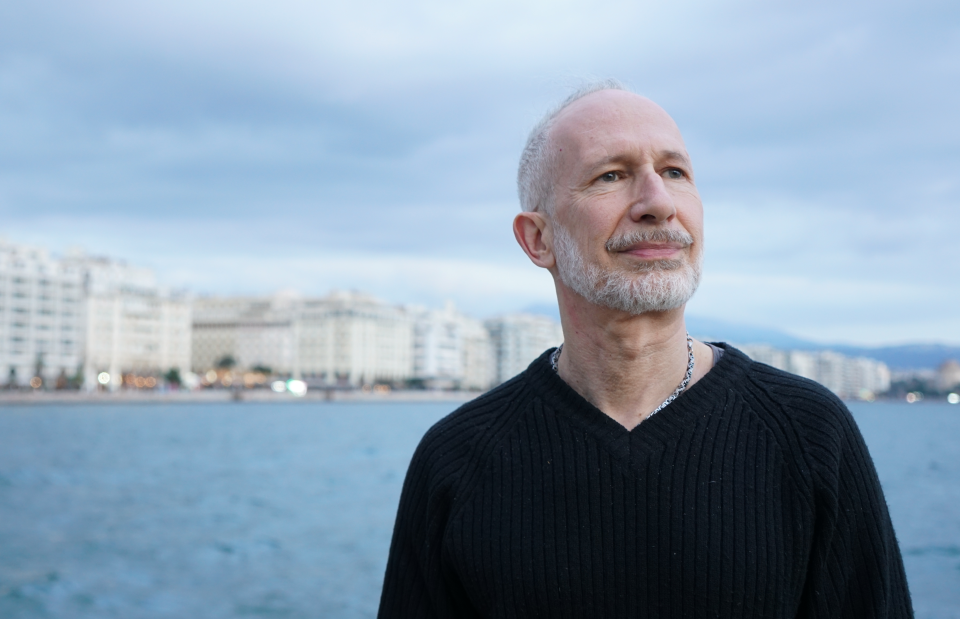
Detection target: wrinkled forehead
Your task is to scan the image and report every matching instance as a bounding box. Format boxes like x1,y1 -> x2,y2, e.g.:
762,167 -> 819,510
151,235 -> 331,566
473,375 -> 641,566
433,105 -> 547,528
548,91 -> 689,164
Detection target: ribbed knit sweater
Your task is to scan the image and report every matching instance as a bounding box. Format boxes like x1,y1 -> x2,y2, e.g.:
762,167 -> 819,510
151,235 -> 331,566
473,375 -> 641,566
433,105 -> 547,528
378,344 -> 913,618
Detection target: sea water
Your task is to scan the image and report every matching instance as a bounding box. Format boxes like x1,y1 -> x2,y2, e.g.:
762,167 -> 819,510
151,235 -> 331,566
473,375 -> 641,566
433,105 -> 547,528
0,401 -> 957,618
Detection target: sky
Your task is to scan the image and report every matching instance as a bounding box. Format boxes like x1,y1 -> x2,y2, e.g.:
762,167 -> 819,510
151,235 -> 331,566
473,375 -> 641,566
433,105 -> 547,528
1,0 -> 959,346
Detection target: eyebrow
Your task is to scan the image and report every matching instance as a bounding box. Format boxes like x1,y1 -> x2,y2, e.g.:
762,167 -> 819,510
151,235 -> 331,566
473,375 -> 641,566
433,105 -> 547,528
658,150 -> 692,167
583,149 -> 693,175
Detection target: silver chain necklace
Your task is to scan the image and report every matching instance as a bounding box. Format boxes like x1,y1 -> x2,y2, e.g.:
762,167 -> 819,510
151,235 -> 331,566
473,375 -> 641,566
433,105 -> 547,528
550,333 -> 695,419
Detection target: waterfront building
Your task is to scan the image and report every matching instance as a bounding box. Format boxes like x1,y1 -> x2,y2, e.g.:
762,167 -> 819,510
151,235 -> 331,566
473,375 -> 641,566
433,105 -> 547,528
0,242 -> 190,389
937,360 -> 960,391
853,356 -> 892,396
485,313 -> 564,385
63,253 -> 191,390
193,291 -> 415,387
0,242 -> 85,387
786,350 -> 818,381
816,350 -> 848,396
191,294 -> 298,374
737,344 -> 789,374
297,291 -> 414,386
410,301 -> 494,390
740,344 -> 890,399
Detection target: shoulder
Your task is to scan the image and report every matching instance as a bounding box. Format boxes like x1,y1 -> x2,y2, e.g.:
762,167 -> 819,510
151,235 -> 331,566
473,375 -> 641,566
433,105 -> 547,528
408,372 -> 534,495
722,345 -> 868,488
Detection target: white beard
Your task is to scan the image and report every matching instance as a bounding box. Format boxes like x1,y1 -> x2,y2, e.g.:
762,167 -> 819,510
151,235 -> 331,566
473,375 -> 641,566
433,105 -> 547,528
552,222 -> 702,315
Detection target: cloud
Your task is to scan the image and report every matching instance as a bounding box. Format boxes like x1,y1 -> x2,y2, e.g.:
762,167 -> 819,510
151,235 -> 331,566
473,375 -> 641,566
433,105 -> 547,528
1,0 -> 959,344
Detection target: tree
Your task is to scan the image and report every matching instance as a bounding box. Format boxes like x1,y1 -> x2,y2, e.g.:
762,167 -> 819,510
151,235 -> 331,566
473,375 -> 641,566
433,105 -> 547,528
70,365 -> 84,389
216,355 -> 237,370
165,368 -> 182,387
33,353 -> 44,384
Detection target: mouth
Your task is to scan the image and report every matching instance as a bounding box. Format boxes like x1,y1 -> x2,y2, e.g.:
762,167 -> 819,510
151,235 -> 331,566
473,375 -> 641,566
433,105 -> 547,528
605,229 -> 693,261
617,242 -> 687,261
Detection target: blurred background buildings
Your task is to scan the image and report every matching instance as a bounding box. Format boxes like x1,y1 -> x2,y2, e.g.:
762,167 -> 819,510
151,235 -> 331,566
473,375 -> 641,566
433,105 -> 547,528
1,241 -> 191,391
739,344 -> 891,400
3,239 -> 958,400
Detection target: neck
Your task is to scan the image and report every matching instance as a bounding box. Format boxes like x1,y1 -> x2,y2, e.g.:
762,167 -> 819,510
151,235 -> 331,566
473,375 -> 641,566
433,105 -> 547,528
554,283 -> 714,430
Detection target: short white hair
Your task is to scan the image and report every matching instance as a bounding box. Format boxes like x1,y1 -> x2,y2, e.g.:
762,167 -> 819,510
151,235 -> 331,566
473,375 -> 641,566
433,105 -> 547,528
517,79 -> 628,214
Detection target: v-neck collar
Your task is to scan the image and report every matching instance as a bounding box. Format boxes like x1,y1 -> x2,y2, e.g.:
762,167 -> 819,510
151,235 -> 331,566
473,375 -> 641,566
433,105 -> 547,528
523,342 -> 750,458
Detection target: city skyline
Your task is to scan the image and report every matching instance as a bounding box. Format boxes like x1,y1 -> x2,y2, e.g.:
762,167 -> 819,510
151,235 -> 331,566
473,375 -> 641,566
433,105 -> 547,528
4,235 -> 960,354
2,1 -> 959,346
6,237 -> 959,399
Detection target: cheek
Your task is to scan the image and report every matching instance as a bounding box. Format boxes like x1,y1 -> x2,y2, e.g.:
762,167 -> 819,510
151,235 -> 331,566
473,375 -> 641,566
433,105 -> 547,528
677,197 -> 704,236
568,198 -> 620,241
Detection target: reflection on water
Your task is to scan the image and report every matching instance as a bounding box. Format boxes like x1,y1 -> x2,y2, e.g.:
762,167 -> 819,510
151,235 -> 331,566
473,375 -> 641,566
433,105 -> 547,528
0,402 -> 956,618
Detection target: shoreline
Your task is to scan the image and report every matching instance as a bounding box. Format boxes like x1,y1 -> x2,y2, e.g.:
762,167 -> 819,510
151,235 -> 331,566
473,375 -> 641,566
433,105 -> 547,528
0,389 -> 479,406
0,390 -> 952,407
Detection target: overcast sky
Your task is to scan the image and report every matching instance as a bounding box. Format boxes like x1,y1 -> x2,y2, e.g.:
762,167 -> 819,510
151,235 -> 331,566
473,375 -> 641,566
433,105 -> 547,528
2,0 -> 958,345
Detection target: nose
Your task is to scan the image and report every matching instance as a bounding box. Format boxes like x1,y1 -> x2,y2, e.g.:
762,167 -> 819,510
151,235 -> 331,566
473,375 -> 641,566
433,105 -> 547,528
628,167 -> 676,223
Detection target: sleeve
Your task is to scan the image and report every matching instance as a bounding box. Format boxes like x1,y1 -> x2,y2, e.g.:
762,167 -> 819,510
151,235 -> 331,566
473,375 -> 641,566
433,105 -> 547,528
795,398 -> 914,618
377,431 -> 478,619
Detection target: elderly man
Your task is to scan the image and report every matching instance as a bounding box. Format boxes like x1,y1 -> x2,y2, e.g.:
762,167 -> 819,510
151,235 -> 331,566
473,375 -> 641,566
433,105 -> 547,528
378,82 -> 912,618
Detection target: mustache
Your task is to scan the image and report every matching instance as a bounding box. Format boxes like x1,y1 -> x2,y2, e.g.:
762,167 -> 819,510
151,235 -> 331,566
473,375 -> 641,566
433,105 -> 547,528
605,228 -> 694,253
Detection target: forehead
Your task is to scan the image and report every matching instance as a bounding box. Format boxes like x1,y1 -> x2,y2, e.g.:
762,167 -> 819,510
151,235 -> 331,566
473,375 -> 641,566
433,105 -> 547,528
549,91 -> 688,167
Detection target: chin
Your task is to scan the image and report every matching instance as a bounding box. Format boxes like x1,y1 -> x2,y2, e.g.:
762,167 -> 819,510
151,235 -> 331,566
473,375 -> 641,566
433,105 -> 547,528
590,265 -> 701,315
554,222 -> 702,314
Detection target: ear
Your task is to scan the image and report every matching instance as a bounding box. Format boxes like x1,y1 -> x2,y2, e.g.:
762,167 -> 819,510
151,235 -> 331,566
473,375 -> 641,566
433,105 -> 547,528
513,211 -> 556,269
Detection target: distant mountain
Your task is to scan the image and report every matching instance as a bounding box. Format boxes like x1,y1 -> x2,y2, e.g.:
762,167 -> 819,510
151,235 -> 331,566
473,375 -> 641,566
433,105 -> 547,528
521,306 -> 959,371
685,315 -> 816,349
823,344 -> 960,371
686,316 -> 960,370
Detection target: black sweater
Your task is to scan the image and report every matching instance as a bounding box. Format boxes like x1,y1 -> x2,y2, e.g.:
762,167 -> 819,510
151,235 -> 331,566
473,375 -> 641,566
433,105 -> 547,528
378,344 -> 913,618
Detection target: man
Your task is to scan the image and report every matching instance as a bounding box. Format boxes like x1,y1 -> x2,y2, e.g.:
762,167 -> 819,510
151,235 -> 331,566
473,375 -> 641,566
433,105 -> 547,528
378,81 -> 912,618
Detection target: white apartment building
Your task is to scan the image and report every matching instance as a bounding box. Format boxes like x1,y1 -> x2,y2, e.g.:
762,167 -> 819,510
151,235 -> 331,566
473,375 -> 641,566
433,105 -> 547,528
938,360 -> 960,391
786,350 -> 818,381
851,356 -> 892,396
740,345 -> 819,381
63,253 -> 191,389
410,301 -> 494,391
460,316 -> 496,391
0,242 -> 85,386
298,291 -> 414,386
740,344 -> 891,399
0,242 -> 190,389
192,294 -> 298,373
485,313 -> 564,385
193,291 -> 414,386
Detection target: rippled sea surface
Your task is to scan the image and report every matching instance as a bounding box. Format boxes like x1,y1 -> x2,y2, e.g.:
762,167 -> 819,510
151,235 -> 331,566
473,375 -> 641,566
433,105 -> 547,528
0,401 -> 957,618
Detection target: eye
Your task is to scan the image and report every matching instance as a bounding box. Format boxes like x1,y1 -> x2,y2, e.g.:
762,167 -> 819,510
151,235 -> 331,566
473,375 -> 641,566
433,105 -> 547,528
598,171 -> 621,183
664,168 -> 685,179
